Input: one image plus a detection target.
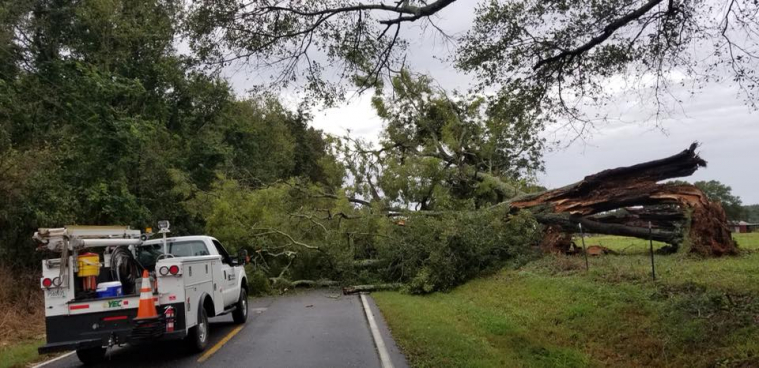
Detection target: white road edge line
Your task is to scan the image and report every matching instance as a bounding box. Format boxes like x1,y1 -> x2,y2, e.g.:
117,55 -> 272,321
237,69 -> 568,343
360,292 -> 394,368
31,351 -> 76,368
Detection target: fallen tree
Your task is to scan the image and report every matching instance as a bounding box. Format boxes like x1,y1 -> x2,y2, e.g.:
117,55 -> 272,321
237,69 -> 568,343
507,143 -> 737,256
335,75 -> 735,257
206,142 -> 737,297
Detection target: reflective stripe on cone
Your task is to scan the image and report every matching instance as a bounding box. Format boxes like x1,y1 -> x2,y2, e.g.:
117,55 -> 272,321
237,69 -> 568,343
135,270 -> 158,320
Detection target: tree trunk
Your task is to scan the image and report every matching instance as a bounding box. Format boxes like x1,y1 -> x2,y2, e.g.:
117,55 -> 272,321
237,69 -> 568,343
509,143 -> 737,256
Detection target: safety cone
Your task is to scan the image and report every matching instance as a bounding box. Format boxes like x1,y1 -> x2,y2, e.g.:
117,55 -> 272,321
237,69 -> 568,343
135,270 -> 158,320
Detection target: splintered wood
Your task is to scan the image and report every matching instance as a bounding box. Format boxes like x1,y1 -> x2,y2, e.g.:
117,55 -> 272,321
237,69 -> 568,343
509,143 -> 737,256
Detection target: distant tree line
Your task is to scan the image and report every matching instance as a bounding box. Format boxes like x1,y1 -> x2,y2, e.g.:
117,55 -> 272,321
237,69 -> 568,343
670,180 -> 754,222
744,205 -> 759,223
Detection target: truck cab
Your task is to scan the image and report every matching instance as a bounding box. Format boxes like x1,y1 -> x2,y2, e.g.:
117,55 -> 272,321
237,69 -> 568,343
140,236 -> 248,321
36,226 -> 249,365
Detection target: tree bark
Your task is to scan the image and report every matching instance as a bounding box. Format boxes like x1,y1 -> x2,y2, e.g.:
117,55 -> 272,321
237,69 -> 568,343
342,283 -> 403,295
509,143 -> 737,256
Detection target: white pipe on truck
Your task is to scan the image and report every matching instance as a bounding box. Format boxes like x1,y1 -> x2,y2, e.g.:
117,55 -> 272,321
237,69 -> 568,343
79,239 -> 143,247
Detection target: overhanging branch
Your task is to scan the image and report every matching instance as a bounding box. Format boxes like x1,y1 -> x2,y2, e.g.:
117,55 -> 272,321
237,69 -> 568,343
533,0 -> 666,70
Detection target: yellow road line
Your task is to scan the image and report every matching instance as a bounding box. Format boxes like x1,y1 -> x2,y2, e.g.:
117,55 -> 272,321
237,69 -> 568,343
197,325 -> 245,363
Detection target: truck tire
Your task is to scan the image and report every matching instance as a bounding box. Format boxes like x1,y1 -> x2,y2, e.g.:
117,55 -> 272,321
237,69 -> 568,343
76,346 -> 106,365
232,289 -> 248,324
187,306 -> 209,352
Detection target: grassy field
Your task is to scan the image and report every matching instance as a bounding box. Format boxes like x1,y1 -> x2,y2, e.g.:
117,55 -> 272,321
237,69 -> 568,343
374,233 -> 759,368
584,233 -> 759,254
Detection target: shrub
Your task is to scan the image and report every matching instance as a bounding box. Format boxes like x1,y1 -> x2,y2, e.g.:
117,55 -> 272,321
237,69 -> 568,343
245,267 -> 272,296
378,208 -> 541,294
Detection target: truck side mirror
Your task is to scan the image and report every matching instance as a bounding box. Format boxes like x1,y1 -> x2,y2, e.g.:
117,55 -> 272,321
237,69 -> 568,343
237,249 -> 249,265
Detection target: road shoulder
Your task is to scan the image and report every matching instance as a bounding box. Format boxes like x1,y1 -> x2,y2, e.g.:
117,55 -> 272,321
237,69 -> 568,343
362,293 -> 410,368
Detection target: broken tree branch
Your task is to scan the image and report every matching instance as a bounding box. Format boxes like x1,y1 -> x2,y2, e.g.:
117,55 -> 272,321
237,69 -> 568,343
508,142 -> 737,256
342,283 -> 403,295
252,228 -> 322,251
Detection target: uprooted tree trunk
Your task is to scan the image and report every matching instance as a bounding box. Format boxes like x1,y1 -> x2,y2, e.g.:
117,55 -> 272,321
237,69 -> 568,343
508,143 -> 737,256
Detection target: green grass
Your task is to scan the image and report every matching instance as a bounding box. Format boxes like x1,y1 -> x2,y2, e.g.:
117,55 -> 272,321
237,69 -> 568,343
580,235 -> 668,254
375,233 -> 759,368
0,339 -> 45,368
733,233 -> 759,250
582,232 -> 759,254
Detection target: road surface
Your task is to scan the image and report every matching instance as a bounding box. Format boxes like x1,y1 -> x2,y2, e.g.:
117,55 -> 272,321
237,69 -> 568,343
37,289 -> 409,368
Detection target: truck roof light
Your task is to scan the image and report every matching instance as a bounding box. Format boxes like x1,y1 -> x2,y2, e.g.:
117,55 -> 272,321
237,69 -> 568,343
157,220 -> 170,233
169,265 -> 179,275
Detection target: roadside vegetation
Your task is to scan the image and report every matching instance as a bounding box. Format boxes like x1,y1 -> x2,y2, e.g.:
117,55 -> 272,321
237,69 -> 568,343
0,267 -> 46,368
0,339 -> 45,368
374,233 -> 759,368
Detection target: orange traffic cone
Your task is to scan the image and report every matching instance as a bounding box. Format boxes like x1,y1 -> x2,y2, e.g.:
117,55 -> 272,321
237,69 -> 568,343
135,270 -> 158,320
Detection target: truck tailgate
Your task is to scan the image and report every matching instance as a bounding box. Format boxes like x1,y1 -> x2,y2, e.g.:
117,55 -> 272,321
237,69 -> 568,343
66,295 -> 143,315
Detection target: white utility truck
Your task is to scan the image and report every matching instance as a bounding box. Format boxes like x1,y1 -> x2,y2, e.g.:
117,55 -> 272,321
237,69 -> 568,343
34,222 -> 249,364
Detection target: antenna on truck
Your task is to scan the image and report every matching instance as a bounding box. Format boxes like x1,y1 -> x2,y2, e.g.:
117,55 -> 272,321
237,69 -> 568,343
158,220 -> 171,256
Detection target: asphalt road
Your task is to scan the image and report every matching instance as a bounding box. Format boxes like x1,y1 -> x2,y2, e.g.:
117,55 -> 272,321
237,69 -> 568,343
37,289 -> 408,368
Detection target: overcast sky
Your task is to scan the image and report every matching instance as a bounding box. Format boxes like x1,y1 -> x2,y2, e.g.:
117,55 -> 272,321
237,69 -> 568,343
223,1 -> 758,204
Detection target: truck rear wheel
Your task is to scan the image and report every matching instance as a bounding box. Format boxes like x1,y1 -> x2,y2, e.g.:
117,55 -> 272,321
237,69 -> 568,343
188,306 -> 209,352
76,346 -> 106,365
232,289 -> 248,324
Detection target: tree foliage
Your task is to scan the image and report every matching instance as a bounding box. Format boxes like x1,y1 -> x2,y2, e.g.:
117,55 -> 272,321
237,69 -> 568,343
670,179 -> 745,221
186,0 -> 759,126
0,0 -> 338,266
339,71 -> 544,211
693,180 -> 745,221
744,204 -> 759,223
1,0 -> 541,295
193,177 -> 541,294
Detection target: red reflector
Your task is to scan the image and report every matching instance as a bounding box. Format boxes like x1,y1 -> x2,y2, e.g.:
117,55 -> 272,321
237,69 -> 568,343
69,304 -> 89,310
42,278 -> 52,288
102,315 -> 128,321
169,265 -> 179,275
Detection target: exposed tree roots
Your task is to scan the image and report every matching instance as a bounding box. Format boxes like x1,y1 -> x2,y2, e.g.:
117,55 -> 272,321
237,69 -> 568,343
509,143 -> 737,256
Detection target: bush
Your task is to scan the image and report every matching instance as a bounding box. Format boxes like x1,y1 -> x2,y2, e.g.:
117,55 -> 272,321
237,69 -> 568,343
378,209 -> 541,294
245,267 -> 272,296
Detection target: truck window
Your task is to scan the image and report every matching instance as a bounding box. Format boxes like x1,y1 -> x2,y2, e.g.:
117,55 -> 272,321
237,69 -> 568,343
169,241 -> 210,257
212,240 -> 233,265
136,240 -> 210,269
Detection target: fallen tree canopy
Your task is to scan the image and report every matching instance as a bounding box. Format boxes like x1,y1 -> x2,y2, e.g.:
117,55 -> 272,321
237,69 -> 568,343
203,143 -> 736,297
507,143 -> 738,256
